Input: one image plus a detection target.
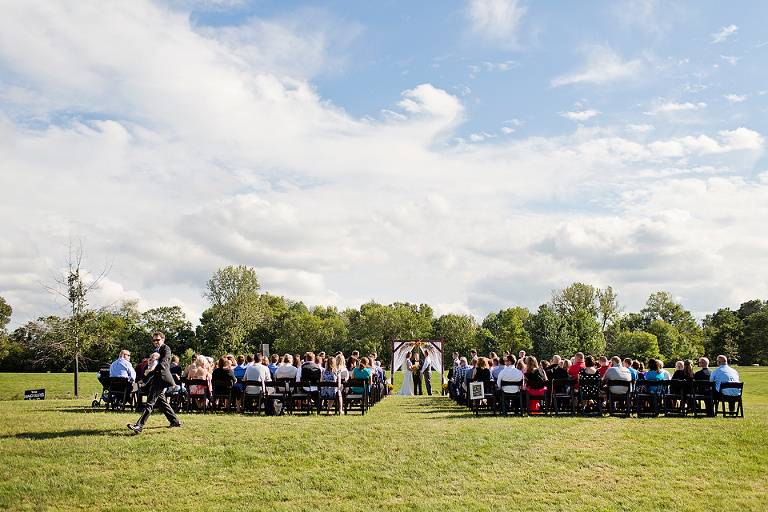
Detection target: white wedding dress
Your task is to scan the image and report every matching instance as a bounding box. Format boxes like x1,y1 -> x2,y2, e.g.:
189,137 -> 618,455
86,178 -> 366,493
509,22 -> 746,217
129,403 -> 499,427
397,359 -> 415,396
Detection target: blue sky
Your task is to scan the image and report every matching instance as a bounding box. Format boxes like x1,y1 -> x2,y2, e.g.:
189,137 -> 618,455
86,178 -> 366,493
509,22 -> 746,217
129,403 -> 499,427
0,0 -> 767,327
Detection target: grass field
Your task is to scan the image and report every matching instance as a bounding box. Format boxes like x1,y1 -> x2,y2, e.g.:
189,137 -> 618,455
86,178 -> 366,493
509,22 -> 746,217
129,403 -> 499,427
1,369 -> 767,511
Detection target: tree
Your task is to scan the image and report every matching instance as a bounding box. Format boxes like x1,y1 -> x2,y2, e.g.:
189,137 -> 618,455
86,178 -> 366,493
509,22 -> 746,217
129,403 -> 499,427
0,296 -> 11,331
606,331 -> 661,361
551,283 -> 598,318
703,308 -> 741,362
141,305 -> 195,354
433,314 -> 479,358
198,266 -> 265,356
482,307 -> 531,355
741,311 -> 768,365
597,286 -> 622,332
565,309 -> 605,356
526,305 -> 577,359
737,299 -> 766,321
347,302 -> 434,362
641,292 -> 703,360
43,242 -> 109,397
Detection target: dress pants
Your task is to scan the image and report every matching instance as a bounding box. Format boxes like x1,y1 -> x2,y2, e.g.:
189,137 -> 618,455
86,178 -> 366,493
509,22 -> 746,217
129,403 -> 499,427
138,380 -> 179,426
423,371 -> 432,395
413,372 -> 422,395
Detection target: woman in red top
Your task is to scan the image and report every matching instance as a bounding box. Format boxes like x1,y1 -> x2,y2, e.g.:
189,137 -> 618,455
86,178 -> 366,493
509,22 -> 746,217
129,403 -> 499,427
524,356 -> 548,413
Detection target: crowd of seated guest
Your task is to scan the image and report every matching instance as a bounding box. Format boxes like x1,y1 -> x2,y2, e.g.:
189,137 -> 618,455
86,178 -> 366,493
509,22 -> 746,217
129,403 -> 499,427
447,348 -> 743,416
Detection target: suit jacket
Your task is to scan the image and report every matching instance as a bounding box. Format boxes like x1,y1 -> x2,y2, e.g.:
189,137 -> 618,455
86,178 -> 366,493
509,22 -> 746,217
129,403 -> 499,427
153,344 -> 176,386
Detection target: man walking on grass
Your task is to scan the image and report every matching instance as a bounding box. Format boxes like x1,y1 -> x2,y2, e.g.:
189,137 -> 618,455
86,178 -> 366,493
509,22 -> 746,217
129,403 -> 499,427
127,331 -> 181,434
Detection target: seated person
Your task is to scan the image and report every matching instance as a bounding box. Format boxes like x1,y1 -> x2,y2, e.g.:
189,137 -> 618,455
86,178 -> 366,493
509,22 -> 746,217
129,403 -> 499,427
351,357 -> 372,394
694,357 -> 711,380
603,356 -> 632,394
643,358 -> 665,393
710,355 -> 741,411
109,349 -> 136,384
211,357 -> 236,408
524,356 -> 548,412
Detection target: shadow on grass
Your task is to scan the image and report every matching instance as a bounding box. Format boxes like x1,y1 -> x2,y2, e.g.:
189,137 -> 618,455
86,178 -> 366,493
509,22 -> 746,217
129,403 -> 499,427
2,425 -> 169,440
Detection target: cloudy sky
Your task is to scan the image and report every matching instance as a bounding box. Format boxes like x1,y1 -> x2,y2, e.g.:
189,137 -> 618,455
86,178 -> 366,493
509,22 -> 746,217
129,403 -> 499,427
1,0 -> 767,328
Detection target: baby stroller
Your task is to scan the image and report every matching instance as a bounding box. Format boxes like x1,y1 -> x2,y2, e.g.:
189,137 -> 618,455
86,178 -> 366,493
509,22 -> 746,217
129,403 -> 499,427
92,367 -> 112,410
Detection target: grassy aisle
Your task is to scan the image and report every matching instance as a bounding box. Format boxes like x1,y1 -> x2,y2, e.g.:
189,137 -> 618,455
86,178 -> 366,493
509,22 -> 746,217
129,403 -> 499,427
0,370 -> 767,511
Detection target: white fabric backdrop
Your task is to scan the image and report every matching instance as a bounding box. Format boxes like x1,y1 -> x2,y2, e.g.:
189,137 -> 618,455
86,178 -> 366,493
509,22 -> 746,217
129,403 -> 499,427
389,341 -> 444,383
389,341 -> 416,384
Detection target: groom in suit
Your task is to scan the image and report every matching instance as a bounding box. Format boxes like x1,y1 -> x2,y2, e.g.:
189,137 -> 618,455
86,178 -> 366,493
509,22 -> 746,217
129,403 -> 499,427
411,352 -> 422,395
421,351 -> 433,396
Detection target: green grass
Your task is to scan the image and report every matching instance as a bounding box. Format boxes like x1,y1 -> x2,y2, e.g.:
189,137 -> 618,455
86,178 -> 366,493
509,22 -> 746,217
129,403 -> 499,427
0,369 -> 767,511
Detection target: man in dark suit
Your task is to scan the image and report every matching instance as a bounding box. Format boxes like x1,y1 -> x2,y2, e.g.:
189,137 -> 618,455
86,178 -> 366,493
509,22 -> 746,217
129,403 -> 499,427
412,352 -> 422,395
128,331 -> 181,434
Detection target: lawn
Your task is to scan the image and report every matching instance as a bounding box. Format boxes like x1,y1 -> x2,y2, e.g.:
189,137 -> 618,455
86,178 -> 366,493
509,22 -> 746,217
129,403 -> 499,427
0,368 -> 766,511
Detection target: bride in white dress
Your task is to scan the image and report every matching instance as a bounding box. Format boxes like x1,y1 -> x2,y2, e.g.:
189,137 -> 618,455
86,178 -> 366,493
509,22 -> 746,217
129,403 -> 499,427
397,357 -> 415,396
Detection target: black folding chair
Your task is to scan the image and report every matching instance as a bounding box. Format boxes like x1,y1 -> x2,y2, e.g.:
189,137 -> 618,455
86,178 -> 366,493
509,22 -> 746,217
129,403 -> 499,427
663,379 -> 688,416
717,382 -> 744,417
634,379 -> 662,417
550,378 -> 575,415
499,380 -> 524,416
343,379 -> 368,415
690,380 -> 715,417
107,377 -> 133,411
605,380 -> 632,417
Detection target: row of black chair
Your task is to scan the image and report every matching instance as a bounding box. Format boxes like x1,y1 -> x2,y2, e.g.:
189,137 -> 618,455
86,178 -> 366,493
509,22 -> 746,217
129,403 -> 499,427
454,377 -> 744,418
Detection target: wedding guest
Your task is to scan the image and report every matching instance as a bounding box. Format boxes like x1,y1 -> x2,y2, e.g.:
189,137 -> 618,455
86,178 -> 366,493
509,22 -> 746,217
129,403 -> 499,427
268,354 -> 280,378
670,358 -> 695,396
320,357 -> 342,412
491,357 -> 502,381
335,354 -> 349,381
497,354 -> 524,394
187,355 -> 210,403
109,349 -> 136,383
518,350 -> 526,363
451,357 -> 469,398
694,357 -> 711,380
569,352 -> 586,389
347,356 -> 358,373
211,357 -> 236,409
644,359 -> 665,394
275,354 -> 297,379
551,359 -> 569,381
659,360 -> 672,380
293,353 -> 301,369
470,349 -> 478,364
603,356 -> 632,394
623,358 -> 638,381
710,355 -> 741,409
244,355 -> 272,395
524,356 -> 548,413
471,357 -> 492,383
598,356 -> 610,378
351,357 -> 372,394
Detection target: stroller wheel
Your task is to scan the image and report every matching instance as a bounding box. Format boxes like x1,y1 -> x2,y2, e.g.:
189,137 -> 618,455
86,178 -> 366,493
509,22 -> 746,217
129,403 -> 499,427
91,400 -> 100,409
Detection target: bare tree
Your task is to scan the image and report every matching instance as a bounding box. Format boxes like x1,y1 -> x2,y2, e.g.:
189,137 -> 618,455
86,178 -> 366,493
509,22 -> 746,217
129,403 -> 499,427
43,239 -> 110,397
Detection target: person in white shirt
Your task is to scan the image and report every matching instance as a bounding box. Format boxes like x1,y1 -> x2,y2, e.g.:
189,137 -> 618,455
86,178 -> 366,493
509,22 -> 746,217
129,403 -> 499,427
274,354 -> 298,380
497,354 -> 524,393
244,356 -> 272,394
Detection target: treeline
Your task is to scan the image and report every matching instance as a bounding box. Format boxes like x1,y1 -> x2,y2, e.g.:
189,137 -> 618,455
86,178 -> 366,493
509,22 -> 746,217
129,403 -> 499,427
0,266 -> 766,371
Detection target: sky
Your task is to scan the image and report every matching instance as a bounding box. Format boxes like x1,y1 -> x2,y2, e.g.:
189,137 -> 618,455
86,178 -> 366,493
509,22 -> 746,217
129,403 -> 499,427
1,0 -> 767,328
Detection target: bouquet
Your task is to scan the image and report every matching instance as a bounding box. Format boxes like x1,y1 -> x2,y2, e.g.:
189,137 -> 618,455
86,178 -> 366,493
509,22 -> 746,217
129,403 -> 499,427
411,363 -> 420,375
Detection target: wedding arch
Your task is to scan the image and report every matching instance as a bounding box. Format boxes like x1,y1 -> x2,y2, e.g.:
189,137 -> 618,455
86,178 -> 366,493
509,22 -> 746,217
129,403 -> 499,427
390,339 -> 445,392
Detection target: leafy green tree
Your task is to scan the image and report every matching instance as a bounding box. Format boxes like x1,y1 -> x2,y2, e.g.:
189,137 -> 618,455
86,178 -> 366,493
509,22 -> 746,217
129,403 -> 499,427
482,307 -> 532,355
606,331 -> 661,361
741,311 -> 768,365
597,286 -> 622,331
273,306 -> 349,356
141,305 -> 195,354
197,265 -> 265,356
551,282 -> 599,318
0,296 -> 11,331
348,302 -> 433,360
526,305 -> 577,359
565,309 -> 605,356
737,299 -> 766,321
641,292 -> 703,360
703,308 -> 741,362
433,314 -> 479,358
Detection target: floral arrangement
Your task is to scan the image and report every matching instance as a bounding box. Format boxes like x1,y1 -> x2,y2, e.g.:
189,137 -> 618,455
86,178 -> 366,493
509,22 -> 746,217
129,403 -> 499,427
387,383 -> 394,391
411,362 -> 420,374
442,383 -> 448,391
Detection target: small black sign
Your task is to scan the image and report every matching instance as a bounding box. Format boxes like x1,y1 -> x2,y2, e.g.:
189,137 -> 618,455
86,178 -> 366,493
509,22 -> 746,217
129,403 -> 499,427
24,389 -> 45,400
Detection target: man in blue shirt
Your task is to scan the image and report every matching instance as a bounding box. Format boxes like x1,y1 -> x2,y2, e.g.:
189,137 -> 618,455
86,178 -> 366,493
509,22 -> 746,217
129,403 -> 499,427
710,355 -> 741,400
109,350 -> 136,382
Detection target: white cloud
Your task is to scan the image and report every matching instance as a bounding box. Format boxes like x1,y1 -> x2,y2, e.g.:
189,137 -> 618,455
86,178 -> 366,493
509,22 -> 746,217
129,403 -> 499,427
646,101 -> 707,114
720,55 -> 740,66
627,124 -> 654,133
560,109 -> 600,122
711,24 -> 738,44
467,0 -> 527,48
724,94 -> 746,104
551,46 -> 644,87
1,1 -> 767,329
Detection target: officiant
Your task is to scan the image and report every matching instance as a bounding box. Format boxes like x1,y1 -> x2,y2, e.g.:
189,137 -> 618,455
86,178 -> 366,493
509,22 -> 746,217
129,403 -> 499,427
411,352 -> 422,395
